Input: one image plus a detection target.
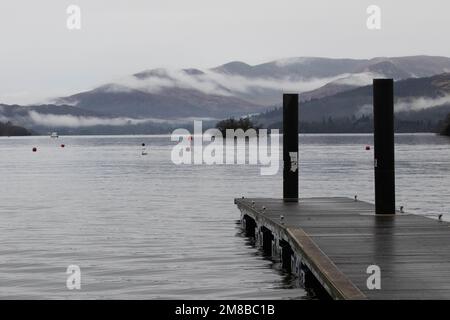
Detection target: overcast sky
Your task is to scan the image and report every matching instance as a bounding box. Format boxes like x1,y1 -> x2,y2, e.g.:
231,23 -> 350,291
0,0 -> 449,104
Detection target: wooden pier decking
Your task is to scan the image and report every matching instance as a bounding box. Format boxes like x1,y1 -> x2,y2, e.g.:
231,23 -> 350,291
235,197 -> 450,300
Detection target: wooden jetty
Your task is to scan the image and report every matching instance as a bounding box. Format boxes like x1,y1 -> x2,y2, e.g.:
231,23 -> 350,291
235,82 -> 450,300
235,196 -> 450,300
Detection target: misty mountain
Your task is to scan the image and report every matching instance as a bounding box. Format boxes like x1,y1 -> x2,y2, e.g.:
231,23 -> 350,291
213,56 -> 450,104
0,104 -> 102,118
296,61 -> 415,102
254,73 -> 450,128
1,103 -> 100,124
217,56 -> 450,80
57,83 -> 260,119
3,55 -> 450,134
0,103 -> 181,135
53,55 -> 450,117
299,82 -> 359,102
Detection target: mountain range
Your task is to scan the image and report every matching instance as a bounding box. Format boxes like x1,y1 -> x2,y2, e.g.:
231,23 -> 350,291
2,55 -> 450,134
254,72 -> 450,132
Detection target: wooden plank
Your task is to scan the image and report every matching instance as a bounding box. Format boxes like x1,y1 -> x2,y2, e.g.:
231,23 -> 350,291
286,227 -> 366,300
235,197 -> 450,300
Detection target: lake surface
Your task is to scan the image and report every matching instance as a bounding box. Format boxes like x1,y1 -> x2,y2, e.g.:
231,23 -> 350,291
0,133 -> 449,299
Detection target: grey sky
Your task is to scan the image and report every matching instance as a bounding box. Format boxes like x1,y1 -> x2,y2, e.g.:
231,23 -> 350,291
0,0 -> 448,104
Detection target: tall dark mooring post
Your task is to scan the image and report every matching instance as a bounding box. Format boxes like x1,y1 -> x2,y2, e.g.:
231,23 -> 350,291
283,93 -> 299,201
373,79 -> 395,214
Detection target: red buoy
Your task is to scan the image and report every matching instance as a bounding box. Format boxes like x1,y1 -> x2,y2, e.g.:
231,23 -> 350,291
32,147 -> 37,152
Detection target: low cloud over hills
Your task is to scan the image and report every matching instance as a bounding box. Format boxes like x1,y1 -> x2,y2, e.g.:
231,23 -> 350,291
2,55 -> 450,134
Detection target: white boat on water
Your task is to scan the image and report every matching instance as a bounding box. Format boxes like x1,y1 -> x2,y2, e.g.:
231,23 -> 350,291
50,132 -> 59,138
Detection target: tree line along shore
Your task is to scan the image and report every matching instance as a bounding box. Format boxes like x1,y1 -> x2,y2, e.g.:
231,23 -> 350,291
441,114 -> 450,136
1,114 -> 450,137
0,121 -> 32,136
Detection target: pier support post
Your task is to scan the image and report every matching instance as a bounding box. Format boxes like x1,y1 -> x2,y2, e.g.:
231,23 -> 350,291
242,215 -> 256,238
261,227 -> 274,256
373,79 -> 395,214
280,240 -> 293,272
283,94 -> 299,201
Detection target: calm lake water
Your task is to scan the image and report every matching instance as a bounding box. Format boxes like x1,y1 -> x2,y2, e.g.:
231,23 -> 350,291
0,133 -> 449,299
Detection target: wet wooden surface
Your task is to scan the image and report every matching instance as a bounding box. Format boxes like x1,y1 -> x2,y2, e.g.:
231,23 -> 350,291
235,197 -> 450,300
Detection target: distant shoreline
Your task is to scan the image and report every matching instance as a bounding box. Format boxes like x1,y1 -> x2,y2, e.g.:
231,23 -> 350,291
0,131 -> 442,137
0,122 -> 32,136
